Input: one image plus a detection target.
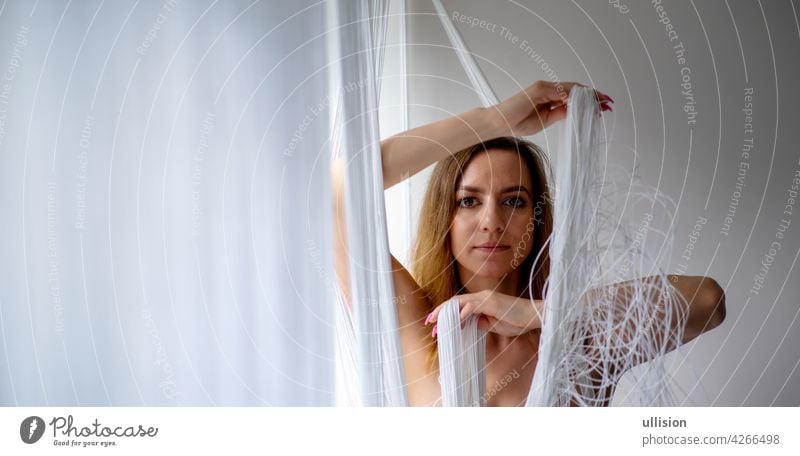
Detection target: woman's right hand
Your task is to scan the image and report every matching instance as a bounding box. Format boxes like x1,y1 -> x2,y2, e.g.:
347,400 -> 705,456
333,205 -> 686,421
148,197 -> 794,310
425,289 -> 544,338
491,81 -> 613,137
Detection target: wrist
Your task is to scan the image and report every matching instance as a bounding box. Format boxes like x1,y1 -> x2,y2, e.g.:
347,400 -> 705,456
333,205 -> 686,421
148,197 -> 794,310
524,298 -> 544,331
470,106 -> 507,142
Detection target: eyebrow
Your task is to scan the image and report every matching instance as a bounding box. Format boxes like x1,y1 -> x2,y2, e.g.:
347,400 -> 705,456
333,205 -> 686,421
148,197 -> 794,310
457,185 -> 532,196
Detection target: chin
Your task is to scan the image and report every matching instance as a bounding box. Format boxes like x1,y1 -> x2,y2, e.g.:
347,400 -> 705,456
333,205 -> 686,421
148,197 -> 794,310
463,257 -> 514,279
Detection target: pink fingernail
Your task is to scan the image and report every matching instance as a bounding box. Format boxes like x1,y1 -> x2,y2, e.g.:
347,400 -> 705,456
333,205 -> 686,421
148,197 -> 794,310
424,313 -> 431,325
432,325 -> 438,338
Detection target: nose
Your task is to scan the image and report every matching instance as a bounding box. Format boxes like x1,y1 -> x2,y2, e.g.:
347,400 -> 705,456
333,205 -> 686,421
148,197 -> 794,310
479,201 -> 505,233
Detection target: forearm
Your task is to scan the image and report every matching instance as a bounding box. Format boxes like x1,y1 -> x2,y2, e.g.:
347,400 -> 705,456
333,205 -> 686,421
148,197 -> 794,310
519,296 -> 545,332
331,158 -> 352,312
380,106 -> 503,189
588,274 -> 726,346
380,80 -> 610,189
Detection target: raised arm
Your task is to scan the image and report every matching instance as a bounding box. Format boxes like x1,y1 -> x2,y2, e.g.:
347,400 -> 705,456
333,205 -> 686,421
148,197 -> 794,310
381,80 -> 611,189
380,106 -> 502,189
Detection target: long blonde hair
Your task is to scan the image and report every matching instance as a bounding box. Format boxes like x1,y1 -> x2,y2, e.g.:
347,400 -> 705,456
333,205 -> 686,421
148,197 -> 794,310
410,136 -> 553,369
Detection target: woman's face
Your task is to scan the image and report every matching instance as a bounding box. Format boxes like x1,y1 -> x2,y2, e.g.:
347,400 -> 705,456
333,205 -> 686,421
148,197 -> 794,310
450,149 -> 535,284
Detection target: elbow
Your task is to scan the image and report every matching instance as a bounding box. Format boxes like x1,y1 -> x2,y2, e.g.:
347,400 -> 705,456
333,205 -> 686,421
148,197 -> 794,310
380,137 -> 397,190
699,277 -> 726,330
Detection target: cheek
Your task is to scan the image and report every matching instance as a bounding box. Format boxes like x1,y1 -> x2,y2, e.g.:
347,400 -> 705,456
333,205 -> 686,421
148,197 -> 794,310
450,214 -> 476,254
508,212 -> 536,246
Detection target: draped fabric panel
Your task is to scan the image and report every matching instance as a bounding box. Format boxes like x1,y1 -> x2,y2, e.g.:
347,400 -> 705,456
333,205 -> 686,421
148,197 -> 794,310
330,0 -> 408,407
0,0 -> 337,406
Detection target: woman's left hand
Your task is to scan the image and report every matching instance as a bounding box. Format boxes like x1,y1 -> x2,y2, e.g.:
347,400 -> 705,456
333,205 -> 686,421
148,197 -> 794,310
492,80 -> 612,137
425,290 -> 544,338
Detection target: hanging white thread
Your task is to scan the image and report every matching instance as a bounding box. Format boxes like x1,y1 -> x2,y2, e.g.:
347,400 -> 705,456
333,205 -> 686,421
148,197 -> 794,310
425,87 -> 688,407
402,2 -> 689,407
526,86 -> 688,406
436,298 -> 488,406
331,0 -> 408,406
432,0 -> 499,107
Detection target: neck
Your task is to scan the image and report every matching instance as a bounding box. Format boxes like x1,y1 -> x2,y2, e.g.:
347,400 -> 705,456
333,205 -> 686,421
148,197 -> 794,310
457,269 -> 533,351
486,331 -> 530,351
458,269 -> 521,296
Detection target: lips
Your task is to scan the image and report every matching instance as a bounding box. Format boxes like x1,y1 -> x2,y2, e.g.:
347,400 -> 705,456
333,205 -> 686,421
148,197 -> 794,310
474,242 -> 510,252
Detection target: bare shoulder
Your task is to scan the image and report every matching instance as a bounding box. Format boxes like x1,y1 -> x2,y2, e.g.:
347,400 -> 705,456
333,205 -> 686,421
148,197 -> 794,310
389,254 -> 441,406
333,160 -> 439,405
389,255 -> 429,324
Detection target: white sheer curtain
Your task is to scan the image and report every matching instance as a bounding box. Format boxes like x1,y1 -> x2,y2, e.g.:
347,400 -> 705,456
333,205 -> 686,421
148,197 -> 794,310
329,0 -> 408,407
0,0 -> 681,408
0,0 -> 339,405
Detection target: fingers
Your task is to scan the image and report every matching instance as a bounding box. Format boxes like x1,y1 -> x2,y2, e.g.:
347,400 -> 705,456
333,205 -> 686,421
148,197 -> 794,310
597,92 -> 614,112
459,302 -> 477,329
426,295 -> 468,326
598,93 -> 614,103
526,80 -> 614,110
424,305 -> 442,338
525,80 -> 575,105
476,315 -> 492,332
424,296 -> 460,339
425,293 -> 492,335
425,297 -> 457,326
425,295 -> 477,337
424,305 -> 440,329
539,103 -> 568,127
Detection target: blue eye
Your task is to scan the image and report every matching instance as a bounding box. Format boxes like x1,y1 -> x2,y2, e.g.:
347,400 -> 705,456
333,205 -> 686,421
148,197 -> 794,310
457,196 -> 478,208
458,196 -> 526,208
505,196 -> 525,207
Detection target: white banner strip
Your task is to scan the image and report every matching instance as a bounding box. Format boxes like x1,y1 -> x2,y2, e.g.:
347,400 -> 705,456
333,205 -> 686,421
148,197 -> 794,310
1,407 -> 797,455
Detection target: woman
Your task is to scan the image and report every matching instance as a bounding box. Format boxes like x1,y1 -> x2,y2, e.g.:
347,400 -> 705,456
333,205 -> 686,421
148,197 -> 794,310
334,80 -> 726,406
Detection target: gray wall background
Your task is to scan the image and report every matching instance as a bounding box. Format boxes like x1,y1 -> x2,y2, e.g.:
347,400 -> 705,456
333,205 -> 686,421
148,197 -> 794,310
400,0 -> 800,405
